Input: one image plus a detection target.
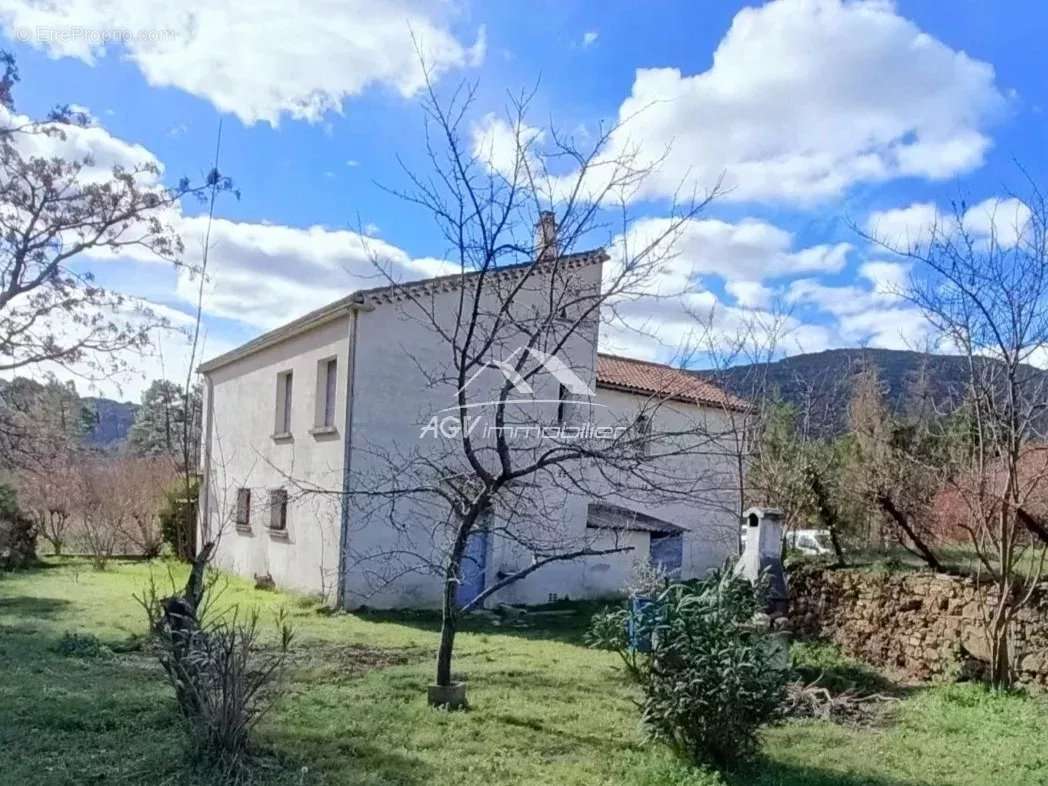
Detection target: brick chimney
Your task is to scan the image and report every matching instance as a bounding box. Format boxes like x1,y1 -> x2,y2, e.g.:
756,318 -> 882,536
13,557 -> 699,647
535,210 -> 558,260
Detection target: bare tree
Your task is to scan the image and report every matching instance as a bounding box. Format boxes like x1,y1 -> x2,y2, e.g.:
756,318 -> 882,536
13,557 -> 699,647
76,458 -> 123,569
687,302 -> 794,545
865,185 -> 1048,687
114,455 -> 178,558
0,51 -> 228,463
0,52 -> 215,373
278,72 -> 744,706
843,362 -> 944,569
18,459 -> 78,555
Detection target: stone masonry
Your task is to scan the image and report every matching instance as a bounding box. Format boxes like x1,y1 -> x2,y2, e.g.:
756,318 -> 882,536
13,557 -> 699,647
787,565 -> 1048,688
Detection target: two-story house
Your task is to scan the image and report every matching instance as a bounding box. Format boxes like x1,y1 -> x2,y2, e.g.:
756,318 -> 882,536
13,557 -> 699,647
197,231 -> 745,608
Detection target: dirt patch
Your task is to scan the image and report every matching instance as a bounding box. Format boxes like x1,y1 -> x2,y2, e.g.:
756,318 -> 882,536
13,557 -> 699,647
280,641 -> 429,681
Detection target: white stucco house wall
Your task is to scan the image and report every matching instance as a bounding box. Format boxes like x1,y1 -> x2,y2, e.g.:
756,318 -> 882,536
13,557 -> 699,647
197,240 -> 746,609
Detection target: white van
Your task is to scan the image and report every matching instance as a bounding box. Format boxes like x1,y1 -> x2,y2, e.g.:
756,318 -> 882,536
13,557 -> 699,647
786,529 -> 833,556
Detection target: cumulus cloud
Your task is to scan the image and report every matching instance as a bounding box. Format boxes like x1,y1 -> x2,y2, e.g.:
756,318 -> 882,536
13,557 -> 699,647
961,197 -> 1032,247
866,196 -> 1033,250
471,112 -> 545,180
0,105 -> 161,185
601,0 -> 1005,204
597,214 -> 854,360
615,216 -> 850,294
725,280 -> 774,309
785,274 -> 927,350
858,260 -> 910,295
0,0 -> 486,125
166,217 -> 459,330
863,201 -> 942,250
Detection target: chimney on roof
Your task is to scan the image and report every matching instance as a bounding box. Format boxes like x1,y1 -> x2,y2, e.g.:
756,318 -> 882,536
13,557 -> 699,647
535,210 -> 558,261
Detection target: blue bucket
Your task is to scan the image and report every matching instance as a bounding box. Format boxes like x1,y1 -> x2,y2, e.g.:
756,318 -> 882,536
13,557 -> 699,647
628,596 -> 657,652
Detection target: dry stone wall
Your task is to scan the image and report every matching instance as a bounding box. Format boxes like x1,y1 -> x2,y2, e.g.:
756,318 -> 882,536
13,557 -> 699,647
787,566 -> 1048,688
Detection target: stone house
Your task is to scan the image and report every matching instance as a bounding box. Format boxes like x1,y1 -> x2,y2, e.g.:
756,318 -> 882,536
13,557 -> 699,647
197,237 -> 746,608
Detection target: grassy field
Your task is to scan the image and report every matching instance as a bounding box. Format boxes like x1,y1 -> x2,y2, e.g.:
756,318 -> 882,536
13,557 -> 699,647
3,558 -> 1048,786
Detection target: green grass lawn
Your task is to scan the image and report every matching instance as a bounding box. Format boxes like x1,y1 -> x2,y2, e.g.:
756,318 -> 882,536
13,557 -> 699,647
3,558 -> 1048,786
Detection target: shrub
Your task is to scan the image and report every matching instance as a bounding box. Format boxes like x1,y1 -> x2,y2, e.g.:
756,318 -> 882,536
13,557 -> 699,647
157,476 -> 199,561
0,483 -> 36,569
589,568 -> 788,769
138,552 -> 293,778
52,631 -> 111,659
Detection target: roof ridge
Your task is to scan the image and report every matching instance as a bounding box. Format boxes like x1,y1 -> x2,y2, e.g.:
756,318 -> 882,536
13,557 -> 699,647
597,351 -> 702,372
200,247 -> 607,373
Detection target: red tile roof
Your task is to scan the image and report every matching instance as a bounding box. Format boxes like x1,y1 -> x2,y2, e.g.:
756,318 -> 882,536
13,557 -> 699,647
595,353 -> 749,410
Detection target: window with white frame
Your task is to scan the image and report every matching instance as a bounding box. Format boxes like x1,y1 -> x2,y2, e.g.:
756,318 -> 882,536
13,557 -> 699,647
275,370 -> 293,435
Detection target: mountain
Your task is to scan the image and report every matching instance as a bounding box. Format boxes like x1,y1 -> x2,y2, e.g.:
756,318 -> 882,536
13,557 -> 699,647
706,348 -> 975,436
81,397 -> 139,448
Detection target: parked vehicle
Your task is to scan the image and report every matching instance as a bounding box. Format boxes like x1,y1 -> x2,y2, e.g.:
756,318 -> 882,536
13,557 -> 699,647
785,529 -> 833,556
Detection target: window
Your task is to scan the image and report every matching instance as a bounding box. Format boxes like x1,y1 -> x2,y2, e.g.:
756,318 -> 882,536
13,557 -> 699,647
556,383 -> 572,424
269,489 -> 288,532
634,414 -> 652,456
315,357 -> 338,429
275,371 -> 293,435
235,488 -> 251,531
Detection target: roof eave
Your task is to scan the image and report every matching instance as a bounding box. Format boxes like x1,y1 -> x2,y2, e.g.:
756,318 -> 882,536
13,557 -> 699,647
197,248 -> 606,375
198,298 -> 373,375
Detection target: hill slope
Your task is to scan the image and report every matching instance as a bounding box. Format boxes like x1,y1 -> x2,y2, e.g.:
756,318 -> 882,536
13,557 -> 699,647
81,397 -> 138,448
708,348 -> 974,435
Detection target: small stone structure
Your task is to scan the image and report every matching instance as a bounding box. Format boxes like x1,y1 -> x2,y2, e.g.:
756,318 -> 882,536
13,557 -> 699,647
735,507 -> 788,606
788,565 -> 1048,688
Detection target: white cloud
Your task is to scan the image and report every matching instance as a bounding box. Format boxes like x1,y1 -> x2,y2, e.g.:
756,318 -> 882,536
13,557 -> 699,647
0,295 -> 234,401
864,201 -> 941,250
471,112 -> 546,179
616,216 -> 850,293
785,275 -> 927,350
961,197 -> 1032,248
0,0 -> 486,125
157,217 -> 457,330
599,215 -> 852,360
725,280 -> 774,309
601,0 -> 1004,203
866,196 -> 1033,251
581,31 -> 599,47
858,260 -> 909,296
0,105 -> 161,185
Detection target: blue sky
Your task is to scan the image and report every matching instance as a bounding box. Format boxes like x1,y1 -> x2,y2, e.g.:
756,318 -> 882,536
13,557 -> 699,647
2,0 -> 1046,400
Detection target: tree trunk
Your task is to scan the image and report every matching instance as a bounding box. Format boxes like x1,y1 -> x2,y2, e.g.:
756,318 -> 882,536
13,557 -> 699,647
877,494 -> 943,572
987,602 -> 1012,689
435,572 -> 458,687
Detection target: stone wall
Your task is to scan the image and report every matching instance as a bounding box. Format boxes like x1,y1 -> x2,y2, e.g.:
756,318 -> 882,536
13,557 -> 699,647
787,566 -> 1048,688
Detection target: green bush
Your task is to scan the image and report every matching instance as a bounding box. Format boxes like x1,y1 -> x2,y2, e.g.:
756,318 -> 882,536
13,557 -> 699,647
0,483 -> 36,569
52,632 -> 111,659
589,568 -> 788,769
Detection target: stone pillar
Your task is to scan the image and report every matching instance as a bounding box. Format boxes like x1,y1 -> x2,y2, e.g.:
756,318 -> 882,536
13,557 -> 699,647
735,506 -> 787,606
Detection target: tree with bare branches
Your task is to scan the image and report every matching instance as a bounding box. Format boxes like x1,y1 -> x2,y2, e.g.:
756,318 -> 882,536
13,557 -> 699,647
289,71 -> 746,708
865,185 -> 1048,687
0,51 -> 229,465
